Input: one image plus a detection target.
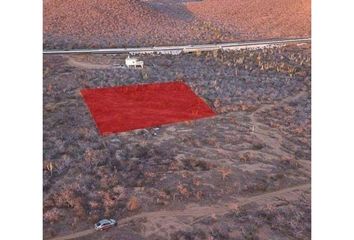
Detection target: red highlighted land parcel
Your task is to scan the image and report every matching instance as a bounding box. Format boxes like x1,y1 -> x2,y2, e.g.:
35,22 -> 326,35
81,81 -> 216,135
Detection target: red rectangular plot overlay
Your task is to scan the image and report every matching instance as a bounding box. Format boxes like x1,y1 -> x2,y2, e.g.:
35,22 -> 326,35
81,81 -> 216,135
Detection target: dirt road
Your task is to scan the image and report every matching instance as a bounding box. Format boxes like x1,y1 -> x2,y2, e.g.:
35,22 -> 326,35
66,56 -> 112,69
47,183 -> 310,240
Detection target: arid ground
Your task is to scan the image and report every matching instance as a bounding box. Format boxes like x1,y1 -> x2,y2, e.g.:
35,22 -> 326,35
43,43 -> 311,239
44,0 -> 311,49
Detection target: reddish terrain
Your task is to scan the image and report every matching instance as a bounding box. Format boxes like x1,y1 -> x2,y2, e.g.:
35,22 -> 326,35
44,0 -> 311,49
44,0 -> 219,49
81,82 -> 216,135
187,0 -> 311,40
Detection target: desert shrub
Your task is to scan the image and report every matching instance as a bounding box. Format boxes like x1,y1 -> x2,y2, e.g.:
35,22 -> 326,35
51,188 -> 88,219
126,196 -> 140,211
43,208 -> 62,223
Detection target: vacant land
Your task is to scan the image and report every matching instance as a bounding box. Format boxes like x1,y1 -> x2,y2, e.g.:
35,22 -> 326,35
187,0 -> 311,40
44,0 -> 311,49
43,43 -> 311,239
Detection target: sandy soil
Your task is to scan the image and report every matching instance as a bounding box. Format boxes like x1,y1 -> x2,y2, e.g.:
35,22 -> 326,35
43,43 -> 311,239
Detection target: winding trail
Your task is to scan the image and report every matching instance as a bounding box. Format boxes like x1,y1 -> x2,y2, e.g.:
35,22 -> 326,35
250,89 -> 308,160
47,183 -> 310,240
248,88 -> 311,176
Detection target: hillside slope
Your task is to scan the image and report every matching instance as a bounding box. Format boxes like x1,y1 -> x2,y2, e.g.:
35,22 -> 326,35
44,0 -> 311,49
44,0 -> 214,49
187,0 -> 311,40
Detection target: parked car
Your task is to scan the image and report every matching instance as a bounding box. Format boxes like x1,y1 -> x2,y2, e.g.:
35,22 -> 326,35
94,219 -> 117,231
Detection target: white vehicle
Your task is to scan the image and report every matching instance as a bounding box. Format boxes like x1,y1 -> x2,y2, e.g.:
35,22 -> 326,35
125,56 -> 144,68
94,219 -> 117,231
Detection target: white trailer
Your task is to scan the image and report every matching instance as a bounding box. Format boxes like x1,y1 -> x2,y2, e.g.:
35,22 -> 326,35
125,56 -> 144,68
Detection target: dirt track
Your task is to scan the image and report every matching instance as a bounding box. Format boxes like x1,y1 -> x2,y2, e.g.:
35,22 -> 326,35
47,183 -> 310,240
66,57 -> 112,70
250,89 -> 308,160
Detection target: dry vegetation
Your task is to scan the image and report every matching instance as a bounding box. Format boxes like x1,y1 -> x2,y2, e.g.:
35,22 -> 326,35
43,43 -> 311,239
44,0 -> 311,49
44,0 -> 223,49
187,0 -> 311,40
